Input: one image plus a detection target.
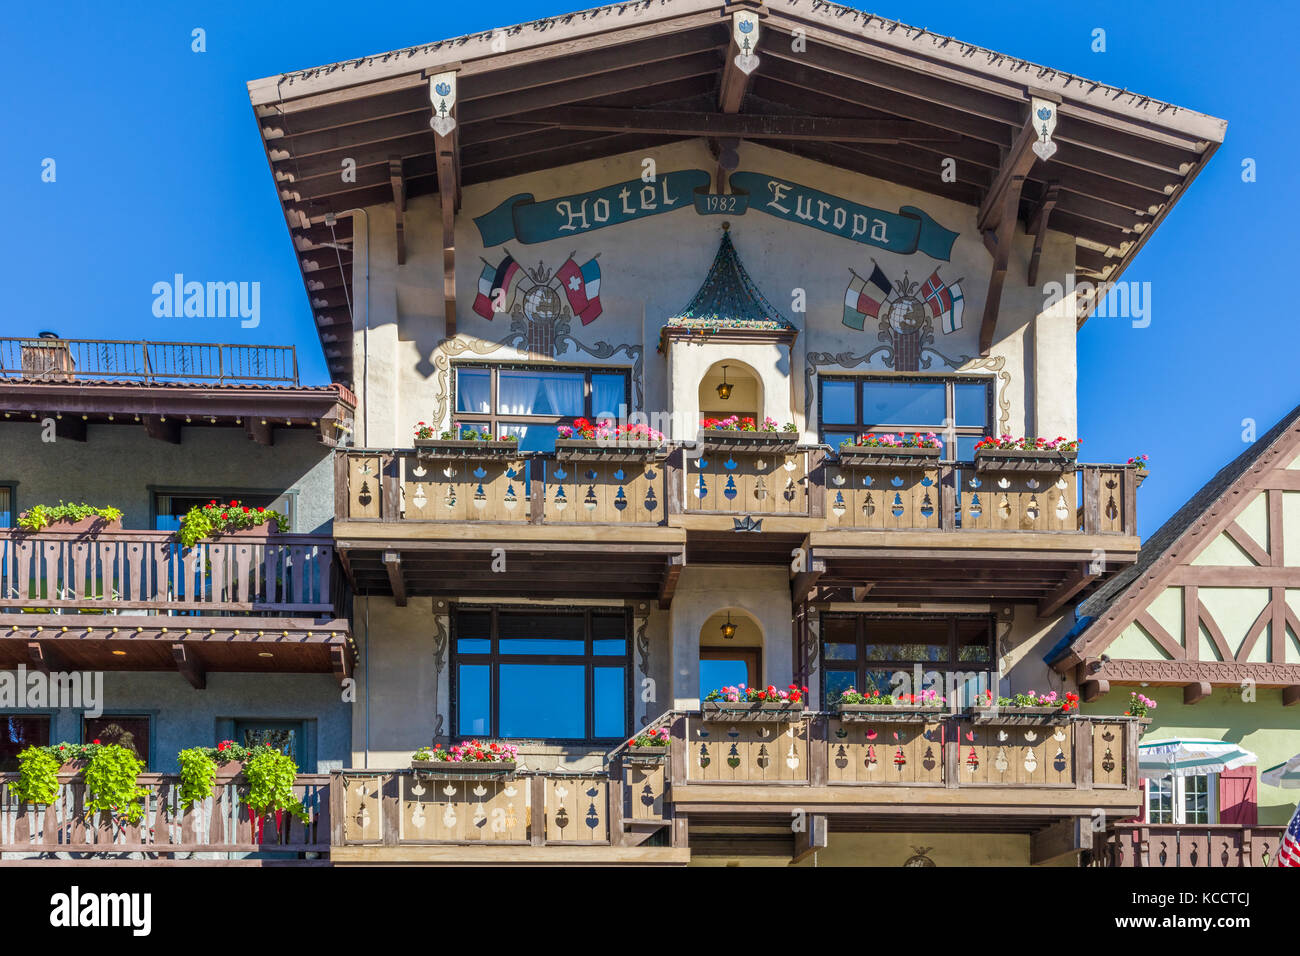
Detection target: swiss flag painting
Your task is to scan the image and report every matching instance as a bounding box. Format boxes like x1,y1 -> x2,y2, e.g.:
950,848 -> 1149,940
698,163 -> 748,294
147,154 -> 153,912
556,256 -> 602,324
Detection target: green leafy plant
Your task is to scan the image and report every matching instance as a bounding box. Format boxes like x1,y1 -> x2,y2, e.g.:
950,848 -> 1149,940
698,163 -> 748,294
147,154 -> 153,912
17,502 -> 123,532
82,744 -> 148,825
13,746 -> 61,804
177,499 -> 287,549
176,747 -> 218,809
243,750 -> 308,822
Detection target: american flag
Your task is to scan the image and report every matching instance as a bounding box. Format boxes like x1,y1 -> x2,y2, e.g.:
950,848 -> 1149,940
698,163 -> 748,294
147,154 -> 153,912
1279,801 -> 1300,867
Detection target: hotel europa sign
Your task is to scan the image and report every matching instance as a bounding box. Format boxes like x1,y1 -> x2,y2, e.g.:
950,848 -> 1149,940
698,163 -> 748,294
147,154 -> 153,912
475,169 -> 958,261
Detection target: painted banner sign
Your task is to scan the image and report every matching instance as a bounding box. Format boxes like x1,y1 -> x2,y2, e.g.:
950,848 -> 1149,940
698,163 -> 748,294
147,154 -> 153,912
728,172 -> 959,261
474,170 -> 712,246
474,168 -> 958,260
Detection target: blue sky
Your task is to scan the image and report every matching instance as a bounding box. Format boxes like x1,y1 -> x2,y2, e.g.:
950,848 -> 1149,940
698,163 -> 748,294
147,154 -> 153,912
3,0 -> 1294,537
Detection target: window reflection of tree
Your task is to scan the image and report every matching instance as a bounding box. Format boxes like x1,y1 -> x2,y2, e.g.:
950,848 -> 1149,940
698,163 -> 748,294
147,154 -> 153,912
243,728 -> 294,754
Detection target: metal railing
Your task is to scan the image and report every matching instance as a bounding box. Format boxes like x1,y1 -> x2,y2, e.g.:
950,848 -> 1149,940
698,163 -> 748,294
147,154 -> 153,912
0,337 -> 299,385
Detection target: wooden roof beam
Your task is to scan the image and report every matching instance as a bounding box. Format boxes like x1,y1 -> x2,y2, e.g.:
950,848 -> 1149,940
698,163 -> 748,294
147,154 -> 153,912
719,6 -> 763,113
383,550 -> 408,607
1026,183 -> 1060,288
27,640 -> 66,675
1183,681 -> 1212,705
1036,559 -> 1095,619
172,643 -> 207,690
142,414 -> 180,445
658,553 -> 685,609
977,107 -> 1052,355
430,70 -> 460,339
330,644 -> 353,687
790,558 -> 826,604
389,156 -> 406,265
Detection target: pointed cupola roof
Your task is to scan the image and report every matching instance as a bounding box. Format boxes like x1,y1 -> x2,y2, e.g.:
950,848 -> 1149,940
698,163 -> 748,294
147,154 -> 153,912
661,225 -> 797,350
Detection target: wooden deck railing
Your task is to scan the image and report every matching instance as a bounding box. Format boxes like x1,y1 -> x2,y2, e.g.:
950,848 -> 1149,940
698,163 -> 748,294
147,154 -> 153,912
0,530 -> 337,615
0,773 -> 330,860
337,449 -> 1137,535
1101,824 -> 1288,867
332,770 -> 614,847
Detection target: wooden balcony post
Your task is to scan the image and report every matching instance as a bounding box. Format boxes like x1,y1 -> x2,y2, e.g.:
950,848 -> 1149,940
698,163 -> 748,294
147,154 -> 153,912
808,715 -> 827,787
668,713 -> 687,785
665,448 -> 684,516
381,455 -> 400,521
530,774 -> 547,846
944,718 -> 959,788
940,463 -> 957,532
530,457 -> 545,524
1075,719 -> 1093,790
381,772 -> 399,845
607,756 -> 625,847
807,449 -> 826,519
334,452 -> 349,524
1122,467 -> 1138,535
1081,467 -> 1101,535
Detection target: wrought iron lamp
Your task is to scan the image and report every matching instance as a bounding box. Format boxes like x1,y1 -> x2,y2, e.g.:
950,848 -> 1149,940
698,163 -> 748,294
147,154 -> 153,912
720,612 -> 737,640
716,365 -> 733,401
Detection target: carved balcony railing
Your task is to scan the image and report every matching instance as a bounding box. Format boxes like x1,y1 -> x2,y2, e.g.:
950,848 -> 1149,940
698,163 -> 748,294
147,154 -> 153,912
1100,824 -> 1289,867
0,530 -> 338,616
337,449 -> 1136,536
0,773 -> 330,860
662,711 -> 1140,792
333,770 -> 614,846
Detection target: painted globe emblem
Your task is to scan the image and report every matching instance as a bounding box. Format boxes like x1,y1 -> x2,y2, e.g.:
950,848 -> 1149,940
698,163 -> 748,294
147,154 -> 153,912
523,284 -> 563,323
887,294 -> 926,335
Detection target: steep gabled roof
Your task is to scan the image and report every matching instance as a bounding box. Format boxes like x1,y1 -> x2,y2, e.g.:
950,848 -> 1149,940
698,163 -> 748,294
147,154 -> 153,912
1056,401 -> 1300,674
248,0 -> 1226,384
664,226 -> 794,337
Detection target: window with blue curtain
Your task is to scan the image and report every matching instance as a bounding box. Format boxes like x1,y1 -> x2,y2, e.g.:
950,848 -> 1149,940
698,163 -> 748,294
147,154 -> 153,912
451,364 -> 631,453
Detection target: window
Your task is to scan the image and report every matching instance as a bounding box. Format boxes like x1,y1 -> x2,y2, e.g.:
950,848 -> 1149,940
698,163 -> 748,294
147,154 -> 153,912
0,715 -> 50,772
154,490 -> 294,533
700,647 -> 762,699
1146,774 -> 1217,824
820,613 -> 994,703
84,715 -> 150,768
233,720 -> 308,766
818,376 -> 992,461
453,364 -> 630,453
0,485 -> 13,527
452,607 -> 631,742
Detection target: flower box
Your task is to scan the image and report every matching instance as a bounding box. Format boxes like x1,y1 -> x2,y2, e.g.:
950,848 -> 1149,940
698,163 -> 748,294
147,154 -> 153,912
206,520 -> 280,540
214,760 -> 245,782
699,429 -> 799,454
837,445 -> 942,468
701,700 -> 803,722
553,438 -> 666,462
622,746 -> 670,763
413,439 -> 523,458
834,703 -> 948,722
411,760 -> 517,775
967,705 -> 1072,725
973,447 -> 1077,473
31,516 -> 123,535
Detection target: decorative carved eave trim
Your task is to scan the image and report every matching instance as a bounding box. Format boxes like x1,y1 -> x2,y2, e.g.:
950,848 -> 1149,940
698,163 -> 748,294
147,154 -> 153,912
1056,416 -> 1300,672
1077,656 -> 1300,691
658,325 -> 797,348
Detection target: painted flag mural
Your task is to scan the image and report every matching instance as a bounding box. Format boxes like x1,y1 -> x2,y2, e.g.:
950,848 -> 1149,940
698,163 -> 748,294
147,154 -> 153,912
555,255 -> 602,324
843,263 -> 893,330
472,254 -> 524,319
921,269 -> 965,333
1278,801 -> 1300,867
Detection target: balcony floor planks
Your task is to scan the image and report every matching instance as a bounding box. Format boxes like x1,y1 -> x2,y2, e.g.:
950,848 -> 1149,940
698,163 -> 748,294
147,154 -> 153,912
668,783 -> 1141,815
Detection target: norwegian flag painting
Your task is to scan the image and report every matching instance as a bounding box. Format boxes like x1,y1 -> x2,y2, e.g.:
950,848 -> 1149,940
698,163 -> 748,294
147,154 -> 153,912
921,269 -> 964,334
1278,801 -> 1300,867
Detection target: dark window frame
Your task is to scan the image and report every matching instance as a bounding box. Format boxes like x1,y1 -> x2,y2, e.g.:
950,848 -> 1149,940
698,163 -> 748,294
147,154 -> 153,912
820,612 -> 995,702
0,481 -> 16,527
148,486 -> 298,533
451,362 -> 632,437
450,605 -> 633,744
0,713 -> 52,772
817,374 -> 994,460
82,712 -> 154,770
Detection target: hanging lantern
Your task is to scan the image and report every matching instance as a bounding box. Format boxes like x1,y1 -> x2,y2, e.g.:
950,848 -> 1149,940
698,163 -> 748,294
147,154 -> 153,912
716,365 -> 734,401
720,612 -> 737,640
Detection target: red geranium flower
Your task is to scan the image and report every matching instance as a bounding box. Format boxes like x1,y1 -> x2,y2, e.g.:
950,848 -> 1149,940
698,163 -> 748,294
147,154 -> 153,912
93,739 -> 101,745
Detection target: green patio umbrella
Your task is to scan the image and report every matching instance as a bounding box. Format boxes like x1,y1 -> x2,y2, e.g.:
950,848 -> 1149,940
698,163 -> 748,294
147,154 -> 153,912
1262,753 -> 1300,789
1137,738 -> 1258,779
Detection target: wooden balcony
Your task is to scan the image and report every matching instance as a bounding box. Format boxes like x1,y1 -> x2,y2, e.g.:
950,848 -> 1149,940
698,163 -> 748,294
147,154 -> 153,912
334,447 -> 1139,605
1100,824 -> 1289,867
329,769 -> 689,865
0,773 -> 330,863
0,530 -> 352,680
